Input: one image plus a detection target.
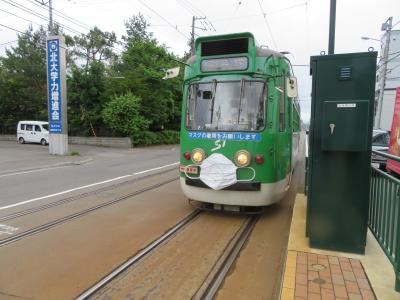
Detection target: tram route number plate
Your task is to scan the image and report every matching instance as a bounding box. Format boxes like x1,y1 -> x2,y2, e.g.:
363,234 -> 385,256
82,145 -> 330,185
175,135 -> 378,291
179,165 -> 198,174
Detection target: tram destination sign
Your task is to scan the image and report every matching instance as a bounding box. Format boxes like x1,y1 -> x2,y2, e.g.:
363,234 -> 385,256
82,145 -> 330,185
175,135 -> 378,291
201,57 -> 248,72
188,131 -> 261,141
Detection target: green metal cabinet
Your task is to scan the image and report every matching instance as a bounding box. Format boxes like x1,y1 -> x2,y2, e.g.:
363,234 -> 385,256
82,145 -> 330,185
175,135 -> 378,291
307,52 -> 377,254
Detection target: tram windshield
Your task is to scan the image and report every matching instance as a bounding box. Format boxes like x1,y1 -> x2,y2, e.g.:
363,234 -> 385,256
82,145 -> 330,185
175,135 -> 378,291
186,80 -> 266,131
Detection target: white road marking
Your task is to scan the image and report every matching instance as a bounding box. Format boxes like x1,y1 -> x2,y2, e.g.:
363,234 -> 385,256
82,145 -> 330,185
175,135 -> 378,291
0,162 -> 179,211
0,165 -> 71,179
0,224 -> 19,235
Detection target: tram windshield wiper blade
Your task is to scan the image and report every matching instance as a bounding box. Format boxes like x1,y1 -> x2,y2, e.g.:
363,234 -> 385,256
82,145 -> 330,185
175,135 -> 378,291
237,79 -> 245,124
210,79 -> 217,124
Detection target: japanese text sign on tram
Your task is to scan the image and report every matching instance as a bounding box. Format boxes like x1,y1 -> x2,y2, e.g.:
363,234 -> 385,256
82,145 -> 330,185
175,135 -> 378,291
47,38 -> 62,133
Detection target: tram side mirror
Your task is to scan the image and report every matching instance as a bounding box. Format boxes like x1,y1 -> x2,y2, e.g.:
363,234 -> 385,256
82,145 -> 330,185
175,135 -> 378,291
286,76 -> 298,98
163,67 -> 180,80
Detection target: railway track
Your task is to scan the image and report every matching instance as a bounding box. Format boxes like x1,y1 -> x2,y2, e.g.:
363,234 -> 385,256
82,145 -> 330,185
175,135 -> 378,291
0,167 -> 177,223
76,209 -> 202,300
195,215 -> 258,300
0,177 -> 178,247
77,213 -> 258,300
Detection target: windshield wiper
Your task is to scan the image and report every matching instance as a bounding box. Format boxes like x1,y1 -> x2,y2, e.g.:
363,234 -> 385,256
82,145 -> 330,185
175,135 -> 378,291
237,79 -> 245,124
210,79 -> 217,123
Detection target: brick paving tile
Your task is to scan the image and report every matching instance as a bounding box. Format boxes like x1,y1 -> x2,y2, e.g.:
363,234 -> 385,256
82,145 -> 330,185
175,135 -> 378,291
296,273 -> 308,285
330,264 -> 342,274
333,284 -> 348,298
332,274 -> 345,285
295,283 -> 308,298
353,268 -> 367,279
348,293 -> 362,300
349,259 -> 362,269
345,280 -> 360,294
308,293 -> 322,300
321,288 -> 335,300
319,282 -> 333,291
342,270 -> 356,282
308,281 -> 321,294
356,278 -> 371,290
340,261 -> 352,271
297,263 -> 308,274
360,289 -> 376,300
298,255 -> 308,265
318,268 -> 331,277
328,256 -> 340,265
318,258 -> 329,265
285,251 -> 375,300
308,270 -> 319,280
319,276 -> 332,284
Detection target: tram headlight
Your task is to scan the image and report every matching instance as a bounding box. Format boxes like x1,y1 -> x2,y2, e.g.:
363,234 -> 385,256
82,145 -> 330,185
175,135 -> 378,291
234,150 -> 251,167
191,148 -> 205,164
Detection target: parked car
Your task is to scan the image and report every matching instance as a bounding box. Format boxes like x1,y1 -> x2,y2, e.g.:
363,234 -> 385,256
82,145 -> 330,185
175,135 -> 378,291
371,129 -> 390,169
17,121 -> 49,146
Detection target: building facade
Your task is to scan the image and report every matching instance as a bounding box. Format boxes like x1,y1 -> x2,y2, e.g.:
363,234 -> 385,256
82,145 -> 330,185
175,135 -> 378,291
375,30 -> 400,130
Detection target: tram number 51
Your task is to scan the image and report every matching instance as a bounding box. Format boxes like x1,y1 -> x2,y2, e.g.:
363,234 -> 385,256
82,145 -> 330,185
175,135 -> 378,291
211,140 -> 226,152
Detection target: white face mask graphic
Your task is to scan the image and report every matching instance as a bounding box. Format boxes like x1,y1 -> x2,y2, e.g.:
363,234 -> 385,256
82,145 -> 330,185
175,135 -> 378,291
199,153 -> 237,190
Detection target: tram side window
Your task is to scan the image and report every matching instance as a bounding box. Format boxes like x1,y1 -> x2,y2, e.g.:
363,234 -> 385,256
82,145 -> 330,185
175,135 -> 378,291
279,76 -> 285,132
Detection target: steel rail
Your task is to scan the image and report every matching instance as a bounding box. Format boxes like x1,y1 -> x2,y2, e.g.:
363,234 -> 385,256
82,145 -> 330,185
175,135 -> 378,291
0,167 -> 177,222
200,215 -> 258,300
0,177 -> 178,247
76,209 -> 202,300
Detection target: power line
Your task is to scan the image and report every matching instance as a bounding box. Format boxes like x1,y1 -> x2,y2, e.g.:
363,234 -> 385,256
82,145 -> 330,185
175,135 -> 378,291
0,7 -> 43,27
1,0 -> 123,53
0,0 -> 84,36
28,0 -> 91,31
137,0 -> 190,40
0,22 -> 25,34
257,0 -> 278,49
0,39 -> 18,46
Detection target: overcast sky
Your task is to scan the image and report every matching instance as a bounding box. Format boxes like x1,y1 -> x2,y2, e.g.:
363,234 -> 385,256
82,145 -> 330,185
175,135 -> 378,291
0,0 -> 399,121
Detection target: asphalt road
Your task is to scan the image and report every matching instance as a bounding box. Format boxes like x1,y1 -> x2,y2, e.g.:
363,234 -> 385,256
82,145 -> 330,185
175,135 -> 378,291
0,142 -> 180,208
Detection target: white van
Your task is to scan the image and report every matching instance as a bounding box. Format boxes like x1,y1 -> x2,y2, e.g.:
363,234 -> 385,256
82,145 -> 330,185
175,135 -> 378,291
17,121 -> 49,146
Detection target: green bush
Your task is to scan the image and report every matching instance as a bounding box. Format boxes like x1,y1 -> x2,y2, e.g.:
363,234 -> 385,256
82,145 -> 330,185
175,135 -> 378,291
102,93 -> 150,141
133,130 -> 180,146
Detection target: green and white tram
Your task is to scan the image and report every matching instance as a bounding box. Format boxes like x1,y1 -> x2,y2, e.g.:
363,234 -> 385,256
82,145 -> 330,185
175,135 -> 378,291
179,32 -> 301,209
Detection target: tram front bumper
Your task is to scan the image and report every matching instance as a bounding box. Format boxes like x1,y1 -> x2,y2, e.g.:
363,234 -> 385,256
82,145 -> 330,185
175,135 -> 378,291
185,178 -> 261,191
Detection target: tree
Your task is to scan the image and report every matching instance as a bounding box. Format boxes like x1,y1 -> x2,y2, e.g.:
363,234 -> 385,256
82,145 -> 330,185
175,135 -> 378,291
102,93 -> 150,142
123,13 -> 153,43
67,61 -> 108,136
0,26 -> 48,133
72,26 -> 117,67
106,14 -> 183,132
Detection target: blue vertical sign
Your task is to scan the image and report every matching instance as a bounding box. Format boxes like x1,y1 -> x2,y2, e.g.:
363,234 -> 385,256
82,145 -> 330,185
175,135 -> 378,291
47,39 -> 62,133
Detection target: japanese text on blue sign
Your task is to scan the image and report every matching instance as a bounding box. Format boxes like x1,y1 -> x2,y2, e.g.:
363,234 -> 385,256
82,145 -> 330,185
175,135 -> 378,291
47,39 -> 62,133
188,132 -> 261,141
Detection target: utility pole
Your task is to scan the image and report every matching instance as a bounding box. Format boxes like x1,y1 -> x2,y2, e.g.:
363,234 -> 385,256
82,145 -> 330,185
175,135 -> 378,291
48,0 -> 53,34
328,0 -> 336,54
375,16 -> 393,129
190,16 -> 206,56
35,0 -> 53,34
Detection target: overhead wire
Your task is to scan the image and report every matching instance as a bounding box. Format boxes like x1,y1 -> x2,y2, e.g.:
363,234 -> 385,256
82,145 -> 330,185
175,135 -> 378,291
137,0 -> 190,40
0,7 -> 43,27
27,0 -> 91,31
1,0 -> 124,53
257,0 -> 278,49
0,0 -> 85,36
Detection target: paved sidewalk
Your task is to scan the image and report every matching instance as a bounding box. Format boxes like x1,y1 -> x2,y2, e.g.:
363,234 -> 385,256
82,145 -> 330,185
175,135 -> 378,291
280,194 -> 398,300
282,251 -> 376,299
0,141 -> 92,174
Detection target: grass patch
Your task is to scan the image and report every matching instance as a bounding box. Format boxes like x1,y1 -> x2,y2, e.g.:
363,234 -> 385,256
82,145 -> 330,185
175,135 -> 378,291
69,151 -> 80,156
